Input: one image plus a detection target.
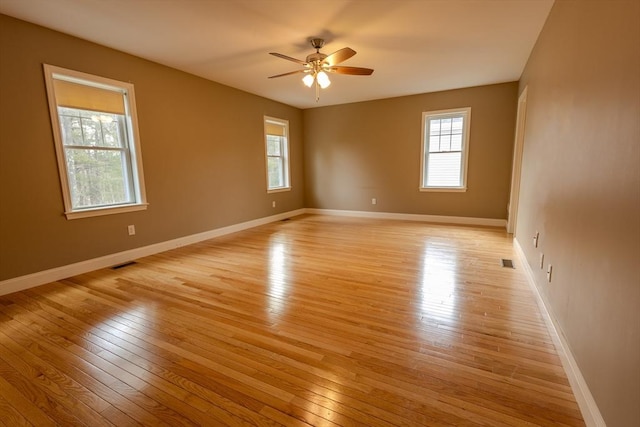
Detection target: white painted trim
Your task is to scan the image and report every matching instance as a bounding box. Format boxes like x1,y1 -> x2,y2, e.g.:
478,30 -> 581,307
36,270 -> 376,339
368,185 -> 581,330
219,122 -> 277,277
43,64 -> 148,219
507,86 -> 528,234
514,239 -> 606,427
65,202 -> 148,220
264,115 -> 290,192
420,107 -> 471,191
305,208 -> 506,227
0,209 -> 306,296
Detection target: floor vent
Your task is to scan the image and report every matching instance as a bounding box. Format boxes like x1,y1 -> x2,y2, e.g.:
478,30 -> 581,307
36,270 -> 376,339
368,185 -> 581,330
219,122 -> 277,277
111,261 -> 137,270
501,259 -> 515,268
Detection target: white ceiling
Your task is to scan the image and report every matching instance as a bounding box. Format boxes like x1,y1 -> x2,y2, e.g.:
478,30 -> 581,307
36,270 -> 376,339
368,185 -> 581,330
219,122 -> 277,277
0,0 -> 554,109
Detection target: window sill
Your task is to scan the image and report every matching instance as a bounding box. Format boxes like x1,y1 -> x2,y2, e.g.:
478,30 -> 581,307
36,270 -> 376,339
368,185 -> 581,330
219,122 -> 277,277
419,187 -> 467,193
65,203 -> 148,220
267,187 -> 291,194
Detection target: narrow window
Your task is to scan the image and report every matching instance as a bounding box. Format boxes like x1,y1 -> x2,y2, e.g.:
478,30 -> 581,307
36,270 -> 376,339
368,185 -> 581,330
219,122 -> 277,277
420,107 -> 471,191
43,64 -> 147,219
264,116 -> 290,192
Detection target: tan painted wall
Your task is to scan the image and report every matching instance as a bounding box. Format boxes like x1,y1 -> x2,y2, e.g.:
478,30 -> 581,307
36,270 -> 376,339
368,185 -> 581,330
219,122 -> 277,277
517,1 -> 640,425
0,15 -> 304,281
302,83 -> 518,219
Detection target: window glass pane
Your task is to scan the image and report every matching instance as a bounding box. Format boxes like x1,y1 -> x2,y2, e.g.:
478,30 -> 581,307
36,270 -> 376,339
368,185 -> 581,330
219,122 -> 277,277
59,107 -> 123,148
428,135 -> 440,152
440,134 -> 451,151
268,157 -> 284,188
101,118 -> 123,148
80,118 -> 103,146
452,117 -> 463,132
441,118 -> 452,133
65,148 -> 133,209
266,135 -> 281,156
426,152 -> 462,187
430,119 -> 441,135
451,133 -> 462,151
59,115 -> 84,146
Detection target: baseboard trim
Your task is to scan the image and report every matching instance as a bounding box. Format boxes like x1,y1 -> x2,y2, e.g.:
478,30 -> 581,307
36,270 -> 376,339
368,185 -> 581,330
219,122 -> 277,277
0,208 -> 306,296
304,208 -> 507,228
513,239 -> 606,427
0,208 -> 505,295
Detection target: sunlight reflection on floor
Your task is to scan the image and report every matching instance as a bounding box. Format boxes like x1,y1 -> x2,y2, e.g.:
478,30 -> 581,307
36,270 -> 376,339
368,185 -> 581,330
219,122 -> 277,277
267,236 -> 290,322
419,243 -> 458,323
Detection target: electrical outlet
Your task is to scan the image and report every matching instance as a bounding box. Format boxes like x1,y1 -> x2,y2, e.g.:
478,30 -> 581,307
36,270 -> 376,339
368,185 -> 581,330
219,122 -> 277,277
371,198 -> 377,205
539,253 -> 544,269
547,264 -> 553,283
533,231 -> 539,248
272,201 -> 276,208
127,225 -> 136,236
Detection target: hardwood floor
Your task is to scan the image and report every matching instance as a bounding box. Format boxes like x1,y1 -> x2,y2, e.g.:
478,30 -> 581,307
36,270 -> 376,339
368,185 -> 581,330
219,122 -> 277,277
0,214 -> 584,426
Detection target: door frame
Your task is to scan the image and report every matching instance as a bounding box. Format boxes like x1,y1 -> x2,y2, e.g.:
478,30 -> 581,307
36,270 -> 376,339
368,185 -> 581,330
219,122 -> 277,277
507,86 -> 528,235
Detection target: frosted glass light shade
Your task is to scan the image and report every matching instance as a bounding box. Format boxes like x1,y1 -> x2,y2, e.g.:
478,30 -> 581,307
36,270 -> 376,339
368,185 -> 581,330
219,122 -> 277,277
317,71 -> 331,88
302,74 -> 314,87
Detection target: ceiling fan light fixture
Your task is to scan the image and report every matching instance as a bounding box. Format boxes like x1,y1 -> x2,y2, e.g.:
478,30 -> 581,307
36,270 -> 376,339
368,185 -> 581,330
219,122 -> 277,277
317,71 -> 331,89
302,73 -> 314,87
270,38 -> 372,101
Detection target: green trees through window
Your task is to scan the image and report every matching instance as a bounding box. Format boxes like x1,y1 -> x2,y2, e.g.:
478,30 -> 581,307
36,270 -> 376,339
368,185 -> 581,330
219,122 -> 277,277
58,108 -> 133,209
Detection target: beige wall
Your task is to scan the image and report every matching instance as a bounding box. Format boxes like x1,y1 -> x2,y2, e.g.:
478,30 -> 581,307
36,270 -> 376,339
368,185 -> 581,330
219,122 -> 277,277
303,83 -> 518,219
0,15 -> 304,281
517,1 -> 639,425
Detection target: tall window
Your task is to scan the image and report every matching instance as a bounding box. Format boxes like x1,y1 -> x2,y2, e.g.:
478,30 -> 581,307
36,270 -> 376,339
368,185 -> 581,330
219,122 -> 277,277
43,65 -> 147,219
420,107 -> 471,191
264,116 -> 290,192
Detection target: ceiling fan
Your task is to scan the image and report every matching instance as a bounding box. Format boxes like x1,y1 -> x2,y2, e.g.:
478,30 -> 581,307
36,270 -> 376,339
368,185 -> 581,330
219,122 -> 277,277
269,38 -> 374,102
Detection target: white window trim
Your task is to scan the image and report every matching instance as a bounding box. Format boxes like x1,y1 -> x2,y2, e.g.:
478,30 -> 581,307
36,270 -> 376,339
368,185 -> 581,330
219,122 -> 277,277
264,116 -> 291,193
43,64 -> 148,219
419,107 -> 471,192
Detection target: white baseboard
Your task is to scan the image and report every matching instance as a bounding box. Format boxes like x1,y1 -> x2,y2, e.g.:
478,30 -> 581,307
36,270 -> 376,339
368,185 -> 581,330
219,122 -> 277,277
0,208 -> 504,296
513,239 -> 606,427
305,208 -> 507,228
0,208 -> 305,296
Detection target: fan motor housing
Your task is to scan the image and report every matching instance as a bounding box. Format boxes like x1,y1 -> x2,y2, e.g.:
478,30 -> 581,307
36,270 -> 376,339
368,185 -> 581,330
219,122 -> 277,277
306,52 -> 327,64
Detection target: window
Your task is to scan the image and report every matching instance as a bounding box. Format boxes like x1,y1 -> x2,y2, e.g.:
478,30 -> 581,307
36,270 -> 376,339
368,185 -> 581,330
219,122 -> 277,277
43,64 -> 147,219
264,116 -> 290,192
420,107 -> 471,191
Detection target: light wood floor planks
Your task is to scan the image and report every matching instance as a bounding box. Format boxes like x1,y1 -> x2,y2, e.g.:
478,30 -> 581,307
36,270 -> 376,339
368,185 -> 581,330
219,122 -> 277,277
0,214 -> 584,426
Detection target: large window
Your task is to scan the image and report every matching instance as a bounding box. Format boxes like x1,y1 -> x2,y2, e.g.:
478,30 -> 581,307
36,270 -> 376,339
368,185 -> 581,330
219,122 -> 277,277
43,65 -> 147,219
264,116 -> 290,192
420,107 -> 471,191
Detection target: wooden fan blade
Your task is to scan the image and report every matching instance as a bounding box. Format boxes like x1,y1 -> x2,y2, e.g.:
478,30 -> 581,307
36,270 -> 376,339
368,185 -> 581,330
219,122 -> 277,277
268,70 -> 307,78
323,47 -> 356,66
269,52 -> 307,65
326,66 -> 374,76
